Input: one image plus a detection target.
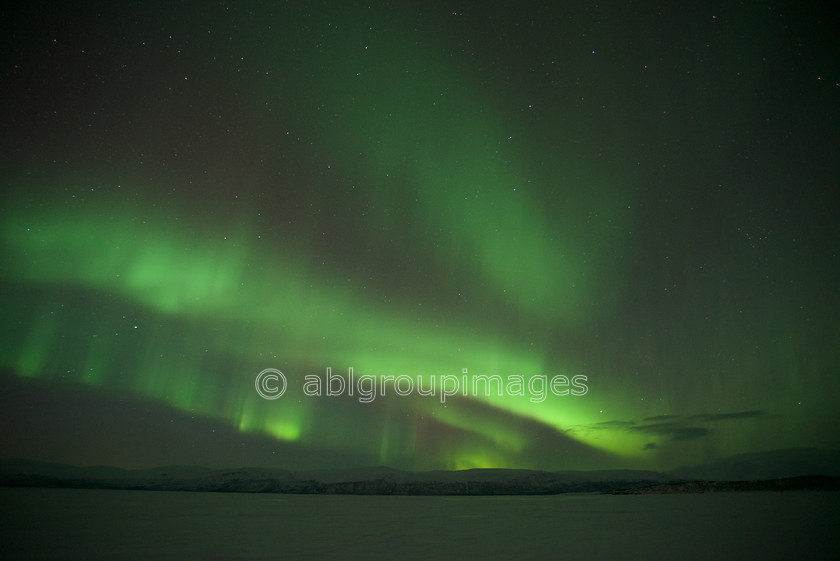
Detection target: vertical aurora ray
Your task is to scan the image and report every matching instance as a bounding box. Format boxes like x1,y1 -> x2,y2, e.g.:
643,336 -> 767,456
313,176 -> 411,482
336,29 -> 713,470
3,197 -> 637,465
243,4 -> 631,328
1,2 -> 837,472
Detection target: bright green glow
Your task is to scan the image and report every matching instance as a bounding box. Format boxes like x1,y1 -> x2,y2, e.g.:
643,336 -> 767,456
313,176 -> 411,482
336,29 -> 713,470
238,402 -> 304,443
1,3 -> 836,474
3,201 -> 251,318
0,197 -> 640,464
0,1 -> 640,467
449,453 -> 501,471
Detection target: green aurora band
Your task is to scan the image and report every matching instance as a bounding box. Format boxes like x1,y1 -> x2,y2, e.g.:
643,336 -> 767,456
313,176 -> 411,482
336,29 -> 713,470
1,193 -> 640,468
2,3 -> 837,471
1,6 -> 638,468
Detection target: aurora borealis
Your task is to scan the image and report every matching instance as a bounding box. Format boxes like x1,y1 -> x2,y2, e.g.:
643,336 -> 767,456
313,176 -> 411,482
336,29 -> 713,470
1,2 -> 838,473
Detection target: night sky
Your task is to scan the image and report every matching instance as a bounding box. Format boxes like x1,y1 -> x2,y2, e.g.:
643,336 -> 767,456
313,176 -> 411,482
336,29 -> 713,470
1,2 -> 838,473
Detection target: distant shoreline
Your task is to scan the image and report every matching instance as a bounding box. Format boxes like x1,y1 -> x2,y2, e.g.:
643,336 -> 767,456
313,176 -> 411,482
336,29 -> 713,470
2,460 -> 838,496
610,475 -> 840,494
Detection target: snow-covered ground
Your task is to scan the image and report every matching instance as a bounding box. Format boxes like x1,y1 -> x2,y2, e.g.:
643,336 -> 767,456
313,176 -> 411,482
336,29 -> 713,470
3,487 -> 838,560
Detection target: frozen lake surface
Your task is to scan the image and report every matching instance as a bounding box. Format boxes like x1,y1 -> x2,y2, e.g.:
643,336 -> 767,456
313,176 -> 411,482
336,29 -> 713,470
2,487 -> 838,560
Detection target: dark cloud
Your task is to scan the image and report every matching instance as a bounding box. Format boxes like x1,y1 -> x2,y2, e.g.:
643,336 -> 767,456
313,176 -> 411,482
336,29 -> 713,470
594,420 -> 637,428
570,408 -> 768,447
628,422 -> 683,435
628,422 -> 712,441
690,410 -> 767,422
563,419 -> 636,438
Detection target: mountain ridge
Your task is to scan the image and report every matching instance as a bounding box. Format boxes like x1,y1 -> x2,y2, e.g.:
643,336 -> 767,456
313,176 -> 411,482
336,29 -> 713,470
2,447 -> 838,495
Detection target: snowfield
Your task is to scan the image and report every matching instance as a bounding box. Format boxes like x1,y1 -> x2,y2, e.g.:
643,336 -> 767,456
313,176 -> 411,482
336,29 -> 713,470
2,487 -> 839,560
